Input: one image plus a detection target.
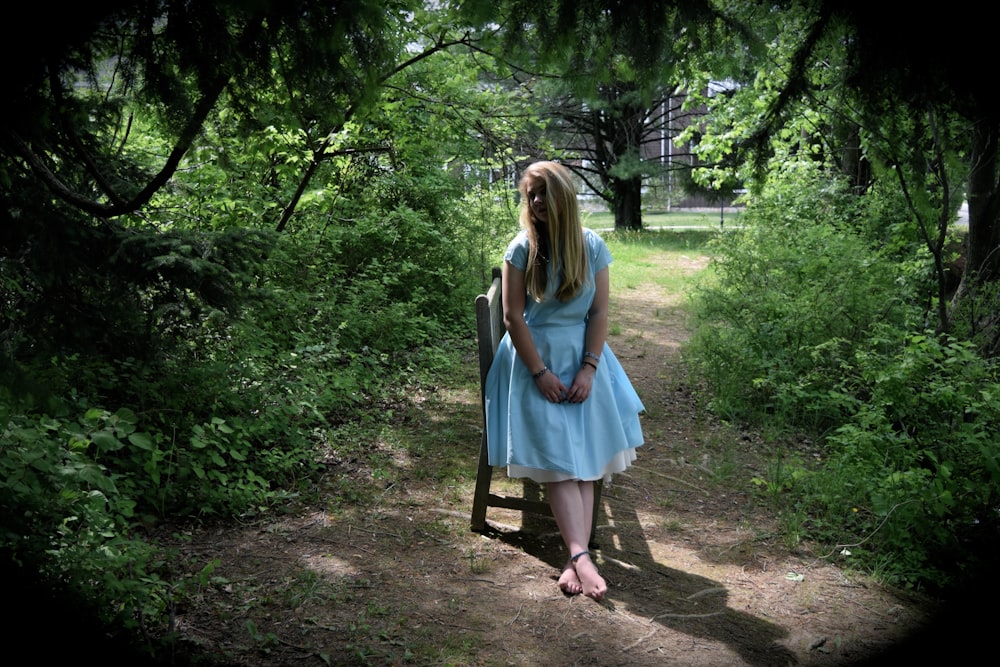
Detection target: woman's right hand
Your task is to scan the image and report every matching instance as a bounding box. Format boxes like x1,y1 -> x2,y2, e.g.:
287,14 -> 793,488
535,370 -> 569,403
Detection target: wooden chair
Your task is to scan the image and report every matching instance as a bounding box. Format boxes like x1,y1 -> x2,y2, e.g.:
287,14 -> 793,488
470,267 -> 601,546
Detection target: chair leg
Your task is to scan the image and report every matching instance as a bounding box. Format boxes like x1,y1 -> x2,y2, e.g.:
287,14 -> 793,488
470,429 -> 493,532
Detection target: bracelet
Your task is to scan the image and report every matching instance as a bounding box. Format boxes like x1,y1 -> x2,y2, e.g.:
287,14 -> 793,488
583,351 -> 601,364
532,366 -> 549,379
581,360 -> 598,371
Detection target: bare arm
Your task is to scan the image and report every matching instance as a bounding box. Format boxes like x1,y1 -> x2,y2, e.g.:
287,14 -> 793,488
502,260 -> 569,403
584,267 -> 610,358
566,266 -> 609,403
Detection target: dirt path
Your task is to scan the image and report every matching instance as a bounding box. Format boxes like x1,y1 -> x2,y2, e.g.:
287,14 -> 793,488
167,253 -> 938,666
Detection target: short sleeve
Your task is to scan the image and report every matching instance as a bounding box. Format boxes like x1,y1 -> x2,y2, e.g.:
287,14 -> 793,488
586,229 -> 612,273
503,230 -> 531,271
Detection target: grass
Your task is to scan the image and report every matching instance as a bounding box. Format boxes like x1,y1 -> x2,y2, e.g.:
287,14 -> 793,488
600,227 -> 718,295
582,209 -> 742,231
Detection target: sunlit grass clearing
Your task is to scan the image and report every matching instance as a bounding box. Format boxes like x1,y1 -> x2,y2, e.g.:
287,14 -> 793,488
601,229 -> 716,293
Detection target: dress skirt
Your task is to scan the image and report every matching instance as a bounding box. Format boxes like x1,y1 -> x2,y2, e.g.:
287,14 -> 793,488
484,321 -> 645,483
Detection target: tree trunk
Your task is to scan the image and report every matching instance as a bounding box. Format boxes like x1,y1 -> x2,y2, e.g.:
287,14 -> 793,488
611,176 -> 643,230
950,114 -> 1000,355
837,121 -> 872,195
964,117 -> 1000,284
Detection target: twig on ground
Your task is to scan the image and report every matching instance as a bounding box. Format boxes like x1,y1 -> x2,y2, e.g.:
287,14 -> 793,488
686,587 -> 728,600
629,465 -> 710,495
817,499 -> 919,560
347,523 -> 405,541
429,508 -> 470,520
315,538 -> 376,555
424,614 -> 481,632
507,604 -> 524,626
598,553 -> 642,571
648,611 -> 724,622
620,629 -> 658,652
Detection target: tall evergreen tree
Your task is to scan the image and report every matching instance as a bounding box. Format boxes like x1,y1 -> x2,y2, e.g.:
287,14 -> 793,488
468,0 -> 735,229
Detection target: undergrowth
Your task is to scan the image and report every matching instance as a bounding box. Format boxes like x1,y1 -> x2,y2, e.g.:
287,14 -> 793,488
685,163 -> 1000,591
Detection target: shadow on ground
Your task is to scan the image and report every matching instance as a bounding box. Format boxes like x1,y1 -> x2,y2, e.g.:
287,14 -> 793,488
481,495 -> 798,667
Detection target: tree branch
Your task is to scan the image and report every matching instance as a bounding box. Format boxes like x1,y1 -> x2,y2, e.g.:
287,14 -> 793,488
9,17 -> 266,221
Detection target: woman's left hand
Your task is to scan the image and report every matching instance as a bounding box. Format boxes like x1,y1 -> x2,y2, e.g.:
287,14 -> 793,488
566,365 -> 596,403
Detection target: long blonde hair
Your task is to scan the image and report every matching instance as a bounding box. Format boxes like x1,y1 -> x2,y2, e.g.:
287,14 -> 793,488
518,161 -> 587,302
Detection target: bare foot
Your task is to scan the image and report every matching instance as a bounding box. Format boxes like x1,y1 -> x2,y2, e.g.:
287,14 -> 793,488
558,560 -> 583,595
572,553 -> 607,602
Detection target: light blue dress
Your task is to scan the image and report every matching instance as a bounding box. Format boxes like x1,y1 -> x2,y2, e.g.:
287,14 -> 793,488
485,228 -> 645,483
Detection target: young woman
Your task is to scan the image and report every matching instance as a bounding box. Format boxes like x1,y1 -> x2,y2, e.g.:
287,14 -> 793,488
485,161 -> 645,601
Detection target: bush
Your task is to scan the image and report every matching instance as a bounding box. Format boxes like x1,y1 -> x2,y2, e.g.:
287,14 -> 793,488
804,334 -> 1000,588
0,135 -> 508,649
687,163 -> 913,432
685,161 -> 1000,588
0,406 -> 171,638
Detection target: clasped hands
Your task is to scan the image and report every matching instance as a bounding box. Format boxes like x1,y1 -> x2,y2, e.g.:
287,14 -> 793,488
535,366 -> 595,404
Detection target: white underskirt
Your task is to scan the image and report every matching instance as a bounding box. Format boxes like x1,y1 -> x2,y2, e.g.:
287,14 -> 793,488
507,448 -> 637,484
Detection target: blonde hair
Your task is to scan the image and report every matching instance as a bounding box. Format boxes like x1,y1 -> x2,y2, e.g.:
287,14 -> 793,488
518,161 -> 587,302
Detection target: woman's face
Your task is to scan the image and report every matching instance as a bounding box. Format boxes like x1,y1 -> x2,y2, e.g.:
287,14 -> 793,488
524,175 -> 548,223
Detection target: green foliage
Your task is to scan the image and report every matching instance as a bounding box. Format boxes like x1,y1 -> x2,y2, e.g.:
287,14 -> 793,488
945,263 -> 1000,353
2,3 -> 528,650
686,160 -> 1000,588
687,162 -> 913,431
484,0 -> 725,83
794,334 -> 1000,588
0,405 -> 174,635
11,0 -> 995,647
454,182 -> 523,282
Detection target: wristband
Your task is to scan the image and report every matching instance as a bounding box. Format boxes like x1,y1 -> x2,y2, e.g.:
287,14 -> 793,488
582,360 -> 598,371
532,366 -> 549,380
583,351 -> 601,364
